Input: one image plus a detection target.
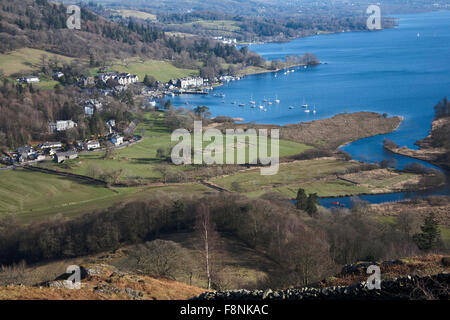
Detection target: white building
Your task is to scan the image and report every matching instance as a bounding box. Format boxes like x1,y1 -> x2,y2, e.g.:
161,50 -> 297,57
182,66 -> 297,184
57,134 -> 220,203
84,105 -> 94,116
49,120 -> 77,132
40,142 -> 62,149
177,77 -> 204,89
55,151 -> 78,163
97,72 -> 138,85
110,135 -> 123,146
18,76 -> 40,83
84,141 -> 101,150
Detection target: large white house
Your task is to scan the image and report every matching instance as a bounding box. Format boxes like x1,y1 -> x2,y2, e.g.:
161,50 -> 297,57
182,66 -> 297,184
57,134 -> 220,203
49,120 -> 77,132
176,77 -> 205,89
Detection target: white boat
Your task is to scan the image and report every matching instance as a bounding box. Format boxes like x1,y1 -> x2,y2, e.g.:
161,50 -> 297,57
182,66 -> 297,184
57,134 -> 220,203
259,105 -> 264,110
302,98 -> 308,108
275,95 -> 280,104
250,95 -> 256,105
304,109 -> 310,113
268,101 -> 273,105
313,105 -> 317,114
239,103 -> 245,107
263,108 -> 267,112
289,106 -> 294,109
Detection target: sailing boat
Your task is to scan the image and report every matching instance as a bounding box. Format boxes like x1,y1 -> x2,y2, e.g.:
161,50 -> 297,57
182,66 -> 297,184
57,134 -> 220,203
417,32 -> 420,39
250,95 -> 256,105
313,105 -> 317,114
275,95 -> 280,104
302,98 -> 308,108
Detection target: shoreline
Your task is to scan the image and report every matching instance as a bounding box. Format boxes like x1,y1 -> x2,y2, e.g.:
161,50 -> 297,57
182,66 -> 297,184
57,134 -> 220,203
383,117 -> 449,171
237,62 -> 320,77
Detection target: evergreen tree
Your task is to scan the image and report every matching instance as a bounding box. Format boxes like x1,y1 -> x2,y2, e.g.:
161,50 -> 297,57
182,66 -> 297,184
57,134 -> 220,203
413,212 -> 441,251
305,193 -> 318,216
295,188 -> 308,210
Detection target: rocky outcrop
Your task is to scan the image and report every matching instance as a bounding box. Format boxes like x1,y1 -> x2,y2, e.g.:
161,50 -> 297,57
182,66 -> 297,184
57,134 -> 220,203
194,273 -> 449,300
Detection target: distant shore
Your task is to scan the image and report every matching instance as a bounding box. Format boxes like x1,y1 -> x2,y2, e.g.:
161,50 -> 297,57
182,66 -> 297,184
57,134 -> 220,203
237,62 -> 319,77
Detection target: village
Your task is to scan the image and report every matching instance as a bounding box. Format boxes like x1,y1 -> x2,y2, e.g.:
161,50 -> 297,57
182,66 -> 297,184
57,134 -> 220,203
7,69 -> 242,169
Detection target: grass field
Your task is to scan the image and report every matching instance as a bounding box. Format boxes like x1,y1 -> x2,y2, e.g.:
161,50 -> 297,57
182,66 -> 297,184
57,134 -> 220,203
0,168 -> 213,223
41,112 -> 309,182
210,159 -> 421,198
440,226 -> 450,250
112,58 -> 199,83
110,9 -> 157,20
170,19 -> 240,36
0,48 -> 74,76
211,159 -> 362,197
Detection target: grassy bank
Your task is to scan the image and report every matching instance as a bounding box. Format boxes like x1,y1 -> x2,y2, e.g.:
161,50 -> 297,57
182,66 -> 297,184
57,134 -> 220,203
0,48 -> 74,76
210,159 -> 422,198
111,58 -> 199,83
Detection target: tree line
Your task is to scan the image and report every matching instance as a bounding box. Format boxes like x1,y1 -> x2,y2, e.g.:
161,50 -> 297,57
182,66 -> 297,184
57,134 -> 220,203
0,192 -> 444,289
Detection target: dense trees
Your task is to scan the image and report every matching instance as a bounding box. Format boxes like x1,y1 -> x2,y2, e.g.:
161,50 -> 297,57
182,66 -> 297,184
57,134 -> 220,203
0,79 -> 131,148
0,187 -> 445,290
413,213 -> 442,251
295,188 -> 318,216
0,0 -> 258,76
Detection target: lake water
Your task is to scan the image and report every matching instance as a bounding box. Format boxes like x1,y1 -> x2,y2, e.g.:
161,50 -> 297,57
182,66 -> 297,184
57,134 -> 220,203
170,11 -> 450,206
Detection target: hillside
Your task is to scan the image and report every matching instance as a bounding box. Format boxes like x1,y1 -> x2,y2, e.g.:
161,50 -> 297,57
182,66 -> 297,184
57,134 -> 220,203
0,0 -> 261,79
0,252 -> 447,300
0,263 -> 205,300
196,255 -> 450,300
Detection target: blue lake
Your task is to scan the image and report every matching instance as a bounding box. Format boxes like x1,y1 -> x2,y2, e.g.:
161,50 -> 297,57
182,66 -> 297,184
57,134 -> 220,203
170,11 -> 450,206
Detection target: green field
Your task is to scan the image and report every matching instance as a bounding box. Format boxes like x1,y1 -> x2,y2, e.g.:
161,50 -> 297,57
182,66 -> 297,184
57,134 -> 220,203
110,9 -> 157,20
0,48 -> 74,76
211,159 -> 380,198
441,226 -> 450,250
0,169 -> 136,221
171,20 -> 240,36
41,112 -> 310,183
112,59 -> 199,83
0,168 -> 213,223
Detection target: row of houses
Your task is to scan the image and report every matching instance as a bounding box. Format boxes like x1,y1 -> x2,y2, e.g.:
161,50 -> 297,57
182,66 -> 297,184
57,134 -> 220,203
212,36 -> 237,45
96,72 -> 139,85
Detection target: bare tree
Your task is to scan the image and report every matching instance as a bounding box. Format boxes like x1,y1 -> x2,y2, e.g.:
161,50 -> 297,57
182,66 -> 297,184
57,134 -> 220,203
195,203 -> 219,289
